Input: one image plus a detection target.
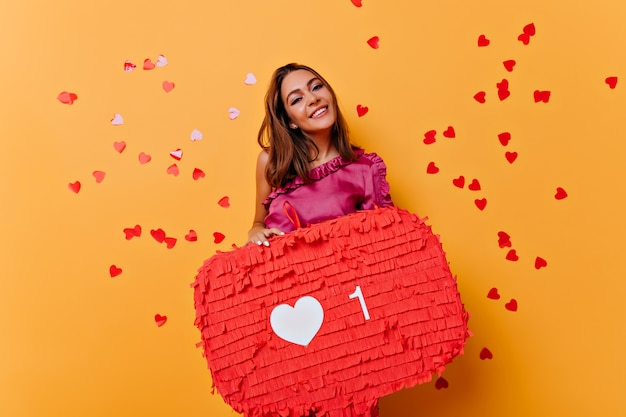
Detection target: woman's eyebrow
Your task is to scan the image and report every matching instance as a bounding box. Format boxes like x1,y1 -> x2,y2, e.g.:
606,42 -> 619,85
285,77 -> 320,101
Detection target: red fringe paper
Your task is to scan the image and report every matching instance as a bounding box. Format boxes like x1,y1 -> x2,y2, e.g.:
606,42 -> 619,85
192,207 -> 469,417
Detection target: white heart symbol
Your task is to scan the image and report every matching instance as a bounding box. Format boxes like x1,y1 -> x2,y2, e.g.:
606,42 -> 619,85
190,128 -> 203,141
170,148 -> 183,160
228,107 -> 240,120
156,54 -> 168,67
244,72 -> 257,85
270,296 -> 324,346
110,113 -> 124,125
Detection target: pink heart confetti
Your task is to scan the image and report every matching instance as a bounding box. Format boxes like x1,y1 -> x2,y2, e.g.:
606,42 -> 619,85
156,54 -> 168,67
166,164 -> 179,176
57,91 -> 78,105
110,113 -> 124,125
162,81 -> 175,92
228,107 -> 240,120
143,59 -> 156,70
138,152 -> 152,164
92,171 -> 106,183
190,128 -> 203,141
113,141 -> 126,153
244,73 -> 257,85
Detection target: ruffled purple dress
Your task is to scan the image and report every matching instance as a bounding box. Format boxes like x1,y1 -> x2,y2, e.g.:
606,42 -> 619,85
263,149 -> 393,233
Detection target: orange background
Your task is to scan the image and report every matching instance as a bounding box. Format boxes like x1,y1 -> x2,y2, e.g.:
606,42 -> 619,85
1,1 -> 625,416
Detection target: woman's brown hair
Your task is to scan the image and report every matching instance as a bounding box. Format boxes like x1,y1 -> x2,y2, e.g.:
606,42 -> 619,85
257,63 -> 357,188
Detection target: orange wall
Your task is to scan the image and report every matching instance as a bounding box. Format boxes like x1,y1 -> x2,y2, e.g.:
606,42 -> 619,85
1,1 -> 625,416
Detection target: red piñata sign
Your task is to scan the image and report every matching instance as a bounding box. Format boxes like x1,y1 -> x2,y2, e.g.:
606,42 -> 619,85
193,207 -> 469,417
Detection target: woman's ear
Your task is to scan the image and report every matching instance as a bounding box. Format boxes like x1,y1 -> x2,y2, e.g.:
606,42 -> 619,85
289,122 -> 298,129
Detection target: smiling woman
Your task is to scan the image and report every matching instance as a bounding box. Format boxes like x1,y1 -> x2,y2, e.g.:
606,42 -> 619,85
248,63 -> 394,245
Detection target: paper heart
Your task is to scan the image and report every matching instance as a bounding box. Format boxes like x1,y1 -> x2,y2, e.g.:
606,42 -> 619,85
497,231 -> 512,248
213,232 -> 225,244
185,230 -> 198,242
523,23 -> 536,36
154,314 -> 167,327
113,141 -> 126,153
110,113 -> 124,125
468,179 -> 481,191
480,347 -> 493,360
228,107 -> 240,120
423,130 -> 436,144
109,265 -> 122,278
606,76 -> 618,89
473,91 -> 486,103
367,36 -> 380,49
68,181 -> 81,193
57,91 -> 78,105
162,81 -> 175,92
554,187 -> 568,200
533,90 -> 550,103
270,296 -> 324,346
474,198 -> 487,211
138,152 -> 152,164
497,79 -> 510,101
452,176 -> 465,188
156,54 -> 168,67
487,287 -> 500,300
190,128 -> 203,141
164,237 -> 177,249
518,32 -> 530,45
169,149 -> 183,160
435,377 -> 449,390
151,228 -> 166,243
505,151 -> 518,164
477,34 -> 490,47
123,225 -> 142,240
192,168 -> 205,180
244,72 -> 257,85
356,104 -> 369,117
143,58 -> 156,70
351,0 -> 362,7
506,249 -> 519,261
217,196 -> 230,208
535,256 -> 548,269
503,60 -> 516,72
124,60 -> 136,72
92,171 -> 106,183
443,126 -> 455,138
426,161 -> 439,174
166,164 -> 179,176
498,132 -> 511,146
505,299 -> 518,312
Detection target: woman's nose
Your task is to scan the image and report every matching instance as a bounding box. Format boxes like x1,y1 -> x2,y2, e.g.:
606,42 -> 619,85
308,94 -> 319,105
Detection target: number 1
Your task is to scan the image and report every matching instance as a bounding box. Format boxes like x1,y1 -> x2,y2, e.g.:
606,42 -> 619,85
349,285 -> 370,320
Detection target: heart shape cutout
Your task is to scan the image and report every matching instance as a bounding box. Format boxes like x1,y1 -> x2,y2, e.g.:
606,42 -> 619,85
452,175 -> 465,188
57,91 -> 78,105
606,76 -> 618,89
468,179 -> 481,191
426,161 -> 439,174
228,107 -> 240,120
185,230 -> 198,242
366,36 -> 380,49
123,225 -> 142,240
423,130 -> 436,144
477,34 -> 490,47
497,231 -> 512,248
244,72 -> 257,85
505,151 -> 518,164
506,249 -> 519,261
110,113 -> 124,125
533,90 -> 550,103
473,91 -> 486,103
554,187 -> 568,200
138,152 -> 152,164
505,299 -> 518,312
162,81 -> 175,92
503,60 -> 516,72
109,265 -> 122,278
213,232 -> 225,244
487,287 -> 500,300
68,181 -> 81,193
143,59 -> 156,70
190,129 -> 203,141
534,257 -> 548,269
92,170 -> 106,183
155,314 -> 167,327
356,104 -> 369,117
474,198 -> 487,211
217,196 -> 230,208
270,296 -> 324,346
193,168 -> 205,180
497,132 -> 511,146
170,149 -> 183,160
113,141 -> 126,153
479,347 -> 493,360
166,164 -> 179,176
156,54 -> 168,67
443,126 -> 455,138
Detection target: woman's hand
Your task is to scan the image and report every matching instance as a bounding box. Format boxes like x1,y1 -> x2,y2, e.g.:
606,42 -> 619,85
248,223 -> 284,246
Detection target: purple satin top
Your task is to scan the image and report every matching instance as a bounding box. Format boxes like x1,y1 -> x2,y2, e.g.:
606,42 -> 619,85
263,149 -> 394,233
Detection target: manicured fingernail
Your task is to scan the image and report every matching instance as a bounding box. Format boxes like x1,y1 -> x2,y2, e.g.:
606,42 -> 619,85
263,241 -> 270,247
256,240 -> 262,245
280,232 -> 285,235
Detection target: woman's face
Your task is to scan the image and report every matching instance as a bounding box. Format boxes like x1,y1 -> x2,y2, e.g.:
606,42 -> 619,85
280,69 -> 336,139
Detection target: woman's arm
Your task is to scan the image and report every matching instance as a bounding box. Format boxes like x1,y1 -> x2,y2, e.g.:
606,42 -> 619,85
248,151 -> 283,246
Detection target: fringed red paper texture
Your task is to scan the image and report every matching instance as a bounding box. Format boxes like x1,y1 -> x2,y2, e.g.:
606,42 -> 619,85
192,207 -> 469,417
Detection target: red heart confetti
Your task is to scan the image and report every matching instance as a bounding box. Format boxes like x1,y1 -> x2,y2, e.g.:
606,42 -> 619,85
109,265 -> 123,278
143,59 -> 156,70
505,299 -> 518,312
498,231 -> 512,248
356,104 -> 369,117
506,249 -> 519,261
185,230 -> 198,242
164,237 -> 177,249
166,164 -> 179,176
487,287 -> 501,300
162,81 -> 175,92
150,228 -> 166,243
57,91 -> 78,105
498,132 -> 511,146
473,91 -> 486,103
193,168 -> 206,180
523,22 -> 536,36
351,0 -> 362,7
503,60 -> 516,72
533,90 -> 551,103
554,187 -> 568,200
477,34 -> 490,47
443,126 -> 455,138
218,196 -> 230,208
367,36 -> 380,49
169,149 -> 183,160
154,314 -> 167,327
92,170 -> 106,183
138,152 -> 152,164
423,130 -> 437,145
68,181 -> 81,193
426,162 -> 439,174
505,151 -> 518,164
605,76 -> 618,89
518,33 -> 531,45
497,79 -> 510,101
435,377 -> 449,390
535,256 -> 548,269
213,232 -> 226,244
468,179 -> 481,191
113,141 -> 126,153
480,347 -> 493,360
474,198 -> 487,211
123,225 -> 142,240
452,176 -> 465,188
124,60 -> 136,72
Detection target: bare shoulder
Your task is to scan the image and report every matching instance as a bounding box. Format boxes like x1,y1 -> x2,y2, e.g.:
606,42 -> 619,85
256,150 -> 270,168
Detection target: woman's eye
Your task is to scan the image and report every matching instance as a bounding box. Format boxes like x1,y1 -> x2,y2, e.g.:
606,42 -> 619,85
291,97 -> 302,105
312,83 -> 323,91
